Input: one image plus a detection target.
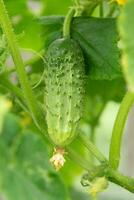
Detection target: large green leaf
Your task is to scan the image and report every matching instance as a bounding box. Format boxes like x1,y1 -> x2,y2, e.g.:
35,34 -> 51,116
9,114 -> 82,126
72,17 -> 121,79
86,78 -> 126,103
0,114 -> 68,200
119,0 -> 134,91
39,16 -> 122,80
83,77 -> 126,125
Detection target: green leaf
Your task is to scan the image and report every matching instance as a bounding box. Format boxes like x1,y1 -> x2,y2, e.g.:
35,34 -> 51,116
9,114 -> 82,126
86,78 -> 126,103
0,114 -> 68,200
83,77 -> 126,125
1,167 -> 56,200
72,17 -> 121,80
39,16 -> 63,48
39,16 -> 122,80
118,0 -> 134,91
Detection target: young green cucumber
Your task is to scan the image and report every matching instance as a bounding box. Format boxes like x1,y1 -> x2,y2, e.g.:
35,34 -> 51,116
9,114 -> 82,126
45,38 -> 85,147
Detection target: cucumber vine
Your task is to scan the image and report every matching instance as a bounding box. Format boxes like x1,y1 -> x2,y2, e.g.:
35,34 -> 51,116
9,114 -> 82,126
63,7 -> 75,38
0,0 -> 46,133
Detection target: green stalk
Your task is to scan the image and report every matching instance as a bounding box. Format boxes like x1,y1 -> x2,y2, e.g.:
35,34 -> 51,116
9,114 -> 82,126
89,126 -> 97,164
80,0 -> 101,16
109,91 -> 134,169
0,73 -> 24,100
99,1 -> 103,17
86,165 -> 134,193
0,0 -> 45,130
7,49 -> 45,74
107,168 -> 134,193
67,148 -> 93,171
0,73 -> 30,114
106,3 -> 117,17
90,126 -> 95,143
63,8 -> 75,38
79,134 -> 107,163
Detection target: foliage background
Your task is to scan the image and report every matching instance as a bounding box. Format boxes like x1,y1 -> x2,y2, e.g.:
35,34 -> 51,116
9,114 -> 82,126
0,0 -> 134,200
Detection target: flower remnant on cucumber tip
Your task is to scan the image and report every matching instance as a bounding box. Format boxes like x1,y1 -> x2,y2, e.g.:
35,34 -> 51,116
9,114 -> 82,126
50,147 -> 66,170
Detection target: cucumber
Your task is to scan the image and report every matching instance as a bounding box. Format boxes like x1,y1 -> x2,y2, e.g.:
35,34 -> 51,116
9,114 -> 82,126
45,38 -> 85,147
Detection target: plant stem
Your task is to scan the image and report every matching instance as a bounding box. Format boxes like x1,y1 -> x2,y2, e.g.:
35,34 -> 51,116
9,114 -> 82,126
75,0 -> 80,5
0,0 -> 45,131
7,49 -> 45,74
107,168 -> 134,193
89,126 -> 96,164
109,91 -> 134,169
80,0 -> 101,16
0,73 -> 30,114
106,3 -> 117,17
83,163 -> 134,193
67,148 -> 93,171
67,150 -> 127,194
79,134 -> 107,163
0,73 -> 24,100
63,7 -> 75,38
86,164 -> 134,193
90,126 -> 96,146
99,1 -> 103,17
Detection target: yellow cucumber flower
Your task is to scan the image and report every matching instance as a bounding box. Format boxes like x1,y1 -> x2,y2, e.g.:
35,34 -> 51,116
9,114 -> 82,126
89,177 -> 109,197
116,0 -> 127,5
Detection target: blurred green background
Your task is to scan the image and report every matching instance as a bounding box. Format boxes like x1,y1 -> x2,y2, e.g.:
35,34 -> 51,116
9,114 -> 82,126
0,0 -> 134,200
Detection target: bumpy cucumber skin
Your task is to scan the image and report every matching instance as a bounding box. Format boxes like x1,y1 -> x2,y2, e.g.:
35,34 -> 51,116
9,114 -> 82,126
45,38 -> 85,146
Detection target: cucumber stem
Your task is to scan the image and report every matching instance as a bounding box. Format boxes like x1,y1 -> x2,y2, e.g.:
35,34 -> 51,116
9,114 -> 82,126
109,91 -> 134,169
78,134 -> 108,163
67,148 -> 93,171
107,168 -> 134,193
63,7 -> 75,38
